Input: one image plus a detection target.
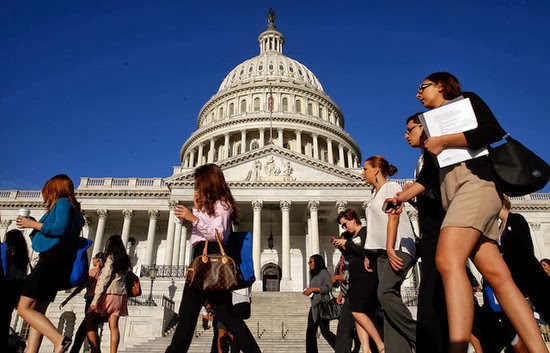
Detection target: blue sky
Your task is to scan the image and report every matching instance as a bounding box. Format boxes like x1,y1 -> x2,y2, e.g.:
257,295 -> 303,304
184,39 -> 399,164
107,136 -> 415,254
1,0 -> 549,192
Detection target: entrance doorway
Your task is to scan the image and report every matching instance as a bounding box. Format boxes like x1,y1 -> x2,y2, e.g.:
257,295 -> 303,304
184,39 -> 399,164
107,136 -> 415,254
261,263 -> 281,292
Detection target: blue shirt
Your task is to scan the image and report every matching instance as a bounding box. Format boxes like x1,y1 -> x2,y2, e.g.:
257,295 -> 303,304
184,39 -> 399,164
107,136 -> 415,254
31,198 -> 84,252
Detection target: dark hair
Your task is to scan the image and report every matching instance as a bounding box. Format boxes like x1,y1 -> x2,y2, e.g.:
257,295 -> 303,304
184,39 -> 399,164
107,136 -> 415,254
406,112 -> 423,125
194,164 -> 239,225
337,208 -> 360,225
41,174 -> 81,212
4,229 -> 29,274
94,252 -> 106,266
424,72 -> 462,100
365,155 -> 397,177
309,254 -> 327,278
540,258 -> 550,267
104,235 -> 130,275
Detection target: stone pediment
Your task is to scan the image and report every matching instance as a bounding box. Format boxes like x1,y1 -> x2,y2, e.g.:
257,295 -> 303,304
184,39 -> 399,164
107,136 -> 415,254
166,146 -> 364,188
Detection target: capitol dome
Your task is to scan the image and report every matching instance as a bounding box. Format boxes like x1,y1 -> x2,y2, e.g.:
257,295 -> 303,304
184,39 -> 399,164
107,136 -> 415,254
179,9 -> 361,173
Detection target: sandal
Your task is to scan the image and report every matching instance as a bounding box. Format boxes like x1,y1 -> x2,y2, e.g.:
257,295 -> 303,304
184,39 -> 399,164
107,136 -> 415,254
61,337 -> 72,353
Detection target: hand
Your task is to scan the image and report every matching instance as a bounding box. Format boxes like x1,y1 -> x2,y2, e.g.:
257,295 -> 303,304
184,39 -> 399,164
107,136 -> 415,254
174,205 -> 194,223
303,288 -> 313,296
89,304 -> 97,312
16,216 -> 35,229
387,249 -> 404,271
193,192 -> 200,209
424,136 -> 445,156
332,238 -> 346,248
363,257 -> 373,272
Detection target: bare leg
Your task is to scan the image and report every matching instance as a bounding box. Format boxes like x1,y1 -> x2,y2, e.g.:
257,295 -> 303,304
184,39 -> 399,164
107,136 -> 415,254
470,334 -> 483,353
435,227 -> 481,353
107,315 -> 120,353
352,312 -> 384,352
84,312 -> 101,353
17,296 -> 65,353
354,321 -> 370,352
472,239 -> 548,353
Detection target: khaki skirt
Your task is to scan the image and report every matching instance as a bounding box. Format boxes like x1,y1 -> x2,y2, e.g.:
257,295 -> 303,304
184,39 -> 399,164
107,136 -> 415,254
440,162 -> 502,240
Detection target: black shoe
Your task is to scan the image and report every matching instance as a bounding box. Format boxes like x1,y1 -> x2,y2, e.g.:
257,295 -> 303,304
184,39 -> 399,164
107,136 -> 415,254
61,337 -> 72,353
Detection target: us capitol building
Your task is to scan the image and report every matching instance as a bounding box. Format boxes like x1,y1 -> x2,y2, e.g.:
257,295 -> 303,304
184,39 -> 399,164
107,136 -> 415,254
2,10 -> 549,296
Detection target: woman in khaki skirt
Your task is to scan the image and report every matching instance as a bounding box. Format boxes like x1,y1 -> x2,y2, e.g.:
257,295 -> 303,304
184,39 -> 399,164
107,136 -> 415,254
397,72 -> 548,353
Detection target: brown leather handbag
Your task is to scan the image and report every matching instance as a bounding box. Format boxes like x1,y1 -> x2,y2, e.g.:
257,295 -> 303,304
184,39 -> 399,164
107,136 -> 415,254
186,229 -> 238,292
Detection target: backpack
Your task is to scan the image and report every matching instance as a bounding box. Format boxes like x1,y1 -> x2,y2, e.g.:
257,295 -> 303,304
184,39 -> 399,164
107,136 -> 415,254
226,231 -> 255,289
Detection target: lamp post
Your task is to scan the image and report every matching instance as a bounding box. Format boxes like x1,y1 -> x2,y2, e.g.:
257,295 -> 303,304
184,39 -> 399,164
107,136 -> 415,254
145,266 -> 158,306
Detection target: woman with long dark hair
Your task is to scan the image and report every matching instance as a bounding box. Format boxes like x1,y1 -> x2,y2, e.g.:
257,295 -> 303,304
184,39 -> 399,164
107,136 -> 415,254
165,163 -> 261,353
303,254 -> 336,353
16,174 -> 84,353
332,209 -> 384,353
84,235 -> 130,353
397,72 -> 548,353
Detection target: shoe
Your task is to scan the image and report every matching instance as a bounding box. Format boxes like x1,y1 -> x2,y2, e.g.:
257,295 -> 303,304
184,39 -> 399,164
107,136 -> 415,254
61,337 -> 72,353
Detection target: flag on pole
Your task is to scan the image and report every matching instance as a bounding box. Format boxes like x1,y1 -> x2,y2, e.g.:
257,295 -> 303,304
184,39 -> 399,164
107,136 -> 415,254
268,87 -> 273,112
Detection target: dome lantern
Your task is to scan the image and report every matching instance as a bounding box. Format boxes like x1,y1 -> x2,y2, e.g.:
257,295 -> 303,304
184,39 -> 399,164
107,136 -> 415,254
258,8 -> 284,54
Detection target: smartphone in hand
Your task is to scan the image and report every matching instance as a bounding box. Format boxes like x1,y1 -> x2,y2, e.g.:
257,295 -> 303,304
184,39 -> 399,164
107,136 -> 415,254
382,198 -> 402,212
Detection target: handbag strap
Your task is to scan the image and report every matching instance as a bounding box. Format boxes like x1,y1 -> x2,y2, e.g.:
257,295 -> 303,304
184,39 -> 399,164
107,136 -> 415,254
201,229 -> 228,257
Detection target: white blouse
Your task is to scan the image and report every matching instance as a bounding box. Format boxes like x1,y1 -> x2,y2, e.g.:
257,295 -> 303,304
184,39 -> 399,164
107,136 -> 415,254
365,181 -> 416,258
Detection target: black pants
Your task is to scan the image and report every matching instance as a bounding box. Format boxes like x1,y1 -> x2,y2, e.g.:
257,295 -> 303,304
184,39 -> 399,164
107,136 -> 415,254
416,232 -> 449,353
306,307 -> 336,353
334,299 -> 360,353
165,242 -> 261,353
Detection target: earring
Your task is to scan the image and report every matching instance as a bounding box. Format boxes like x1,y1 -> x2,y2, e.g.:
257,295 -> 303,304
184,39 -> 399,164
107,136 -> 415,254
375,175 -> 378,183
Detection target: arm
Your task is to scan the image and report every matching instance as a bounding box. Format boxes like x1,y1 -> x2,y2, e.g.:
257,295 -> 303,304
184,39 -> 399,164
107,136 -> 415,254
91,256 -> 113,308
60,283 -> 86,308
194,204 -> 232,242
16,198 -> 73,236
386,212 -> 404,271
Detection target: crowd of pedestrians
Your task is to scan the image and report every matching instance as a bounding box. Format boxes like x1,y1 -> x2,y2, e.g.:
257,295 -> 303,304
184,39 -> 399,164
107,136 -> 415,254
2,71 -> 550,353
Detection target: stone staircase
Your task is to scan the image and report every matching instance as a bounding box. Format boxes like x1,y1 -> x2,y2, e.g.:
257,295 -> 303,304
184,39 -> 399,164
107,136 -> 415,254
119,292 -> 337,353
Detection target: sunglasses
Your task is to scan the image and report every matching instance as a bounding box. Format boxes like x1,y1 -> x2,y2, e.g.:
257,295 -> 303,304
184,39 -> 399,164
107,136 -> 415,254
418,82 -> 436,93
405,124 -> 422,134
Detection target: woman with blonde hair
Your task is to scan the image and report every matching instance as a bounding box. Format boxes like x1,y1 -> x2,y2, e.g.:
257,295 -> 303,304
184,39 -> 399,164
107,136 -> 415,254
16,174 -> 85,353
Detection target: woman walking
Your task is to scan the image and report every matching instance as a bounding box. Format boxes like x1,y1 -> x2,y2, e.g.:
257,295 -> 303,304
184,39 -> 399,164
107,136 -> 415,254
397,72 -> 548,353
362,156 -> 416,353
165,163 -> 261,353
84,235 -> 130,353
332,209 -> 384,353
16,174 -> 85,353
303,254 -> 336,353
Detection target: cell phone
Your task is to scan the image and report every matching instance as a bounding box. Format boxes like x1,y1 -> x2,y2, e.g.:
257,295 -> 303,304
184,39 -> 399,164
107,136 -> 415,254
330,236 -> 337,242
382,198 -> 402,212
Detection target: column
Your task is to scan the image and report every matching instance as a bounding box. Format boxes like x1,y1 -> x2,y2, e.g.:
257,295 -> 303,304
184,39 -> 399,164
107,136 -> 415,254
308,201 -> 320,255
338,144 -> 345,167
121,209 -> 134,247
164,201 -> 177,266
92,210 -> 108,256
189,148 -> 196,168
252,200 -> 263,280
1,220 -> 12,239
280,200 -> 291,279
312,133 -> 319,159
362,201 -> 369,227
240,129 -> 247,153
277,128 -> 284,147
197,143 -> 204,166
145,209 -> 159,267
172,221 -> 183,266
327,138 -> 334,164
295,130 -> 302,154
336,201 -> 348,235
347,149 -> 353,168
208,138 -> 215,163
224,133 -> 230,159
179,224 -> 190,266
259,128 -> 265,147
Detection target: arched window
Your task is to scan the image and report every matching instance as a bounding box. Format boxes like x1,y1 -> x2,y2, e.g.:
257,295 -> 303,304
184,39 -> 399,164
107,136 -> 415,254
229,102 -> 234,116
241,99 -> 247,113
295,99 -> 302,113
318,107 -> 323,120
219,107 -> 224,119
282,97 -> 288,112
254,97 -> 260,112
307,103 -> 313,116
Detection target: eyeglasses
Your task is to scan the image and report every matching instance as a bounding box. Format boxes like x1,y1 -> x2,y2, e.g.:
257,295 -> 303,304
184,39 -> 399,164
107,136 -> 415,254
340,220 -> 350,230
405,124 -> 422,134
418,82 -> 436,93
308,260 -> 315,264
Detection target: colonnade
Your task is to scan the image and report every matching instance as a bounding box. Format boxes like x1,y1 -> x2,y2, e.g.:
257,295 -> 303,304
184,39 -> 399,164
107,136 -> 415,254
183,127 -> 359,170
